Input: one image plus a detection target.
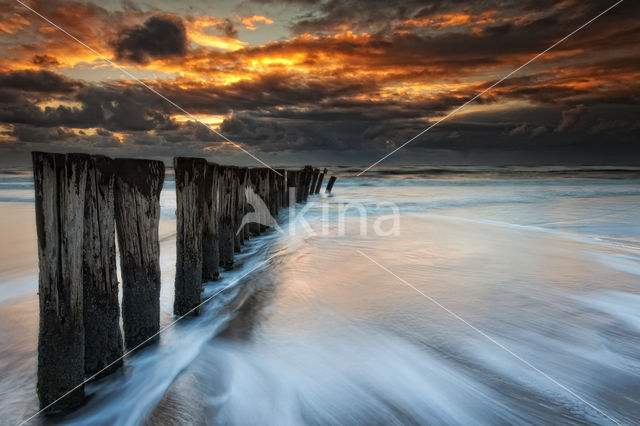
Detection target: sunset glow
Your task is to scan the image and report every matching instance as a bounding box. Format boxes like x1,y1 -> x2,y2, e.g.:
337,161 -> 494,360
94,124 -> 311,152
0,0 -> 637,165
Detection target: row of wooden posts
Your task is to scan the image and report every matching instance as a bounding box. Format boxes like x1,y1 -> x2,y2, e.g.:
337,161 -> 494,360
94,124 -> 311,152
31,151 -> 336,413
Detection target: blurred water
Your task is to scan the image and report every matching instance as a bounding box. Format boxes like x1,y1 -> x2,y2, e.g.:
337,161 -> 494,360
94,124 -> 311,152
0,166 -> 639,425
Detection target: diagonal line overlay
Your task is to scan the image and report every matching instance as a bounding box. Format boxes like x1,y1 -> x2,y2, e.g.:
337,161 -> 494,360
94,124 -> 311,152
14,0 -> 281,176
356,249 -> 622,426
18,252 -> 279,426
357,0 -> 625,176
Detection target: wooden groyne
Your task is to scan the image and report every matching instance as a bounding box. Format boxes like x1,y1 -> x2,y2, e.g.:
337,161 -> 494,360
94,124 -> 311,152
31,152 -> 336,413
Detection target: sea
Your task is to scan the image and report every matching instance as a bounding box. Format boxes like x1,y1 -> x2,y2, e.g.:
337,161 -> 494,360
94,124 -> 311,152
1,165 -> 639,425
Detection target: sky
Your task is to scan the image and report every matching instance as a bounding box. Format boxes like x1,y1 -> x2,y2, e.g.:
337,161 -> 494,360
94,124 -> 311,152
0,0 -> 638,167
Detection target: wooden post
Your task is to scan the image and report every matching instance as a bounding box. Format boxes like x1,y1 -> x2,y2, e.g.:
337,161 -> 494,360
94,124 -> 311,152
234,167 -> 249,251
174,157 -> 207,316
288,170 -> 297,208
288,170 -> 299,204
303,168 -> 309,200
83,155 -> 123,378
284,170 -> 291,206
295,169 -> 306,203
240,168 -> 250,242
114,158 -> 164,349
314,168 -> 327,194
259,168 -> 270,232
202,162 -> 220,282
243,168 -> 253,241
276,169 -> 286,208
218,166 -> 235,269
33,152 -> 89,412
325,176 -> 337,193
271,170 -> 282,216
248,168 -> 263,235
309,168 -> 319,197
302,166 -> 313,202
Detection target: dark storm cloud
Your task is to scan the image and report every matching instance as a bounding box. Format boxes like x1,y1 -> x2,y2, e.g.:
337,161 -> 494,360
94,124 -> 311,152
10,124 -> 75,142
212,98 -> 639,164
0,70 -> 83,93
286,0 -> 634,36
555,104 -> 586,132
277,0 -> 640,82
1,62 -> 637,161
1,0 -> 639,164
114,15 -> 188,64
153,72 -> 377,116
6,123 -> 124,149
0,72 -> 176,132
287,0 -> 536,34
220,111 -> 377,151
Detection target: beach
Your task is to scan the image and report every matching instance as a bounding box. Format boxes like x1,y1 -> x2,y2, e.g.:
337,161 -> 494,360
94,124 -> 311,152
1,166 -> 640,425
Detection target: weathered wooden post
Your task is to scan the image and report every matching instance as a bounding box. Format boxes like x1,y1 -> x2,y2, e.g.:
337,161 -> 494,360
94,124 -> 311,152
302,166 -> 313,202
218,166 -> 236,269
314,168 -> 327,194
284,170 -> 291,205
174,157 -> 207,316
243,168 -> 254,241
202,162 -> 220,282
302,168 -> 308,198
296,169 -> 306,203
83,155 -> 123,378
276,169 -> 286,208
33,152 -> 89,412
234,167 -> 249,251
270,170 -> 278,214
288,170 -> 299,204
259,168 -> 271,232
288,170 -> 298,208
325,176 -> 337,194
248,168 -> 264,235
309,168 -> 319,197
114,158 -> 164,349
239,168 -> 250,242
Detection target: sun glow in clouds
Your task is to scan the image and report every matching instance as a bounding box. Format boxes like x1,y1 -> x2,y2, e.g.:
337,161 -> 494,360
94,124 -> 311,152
240,15 -> 274,31
187,16 -> 247,51
0,0 -> 636,164
172,114 -> 226,126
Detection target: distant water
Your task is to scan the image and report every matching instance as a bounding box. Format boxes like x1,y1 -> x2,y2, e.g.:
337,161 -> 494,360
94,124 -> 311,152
1,166 -> 640,425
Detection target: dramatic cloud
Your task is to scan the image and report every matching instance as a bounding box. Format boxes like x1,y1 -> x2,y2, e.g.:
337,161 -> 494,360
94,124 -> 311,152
32,55 -> 60,67
0,0 -> 638,165
0,70 -> 82,93
509,123 -> 529,136
114,15 -> 188,64
556,104 -> 586,132
240,15 -> 274,30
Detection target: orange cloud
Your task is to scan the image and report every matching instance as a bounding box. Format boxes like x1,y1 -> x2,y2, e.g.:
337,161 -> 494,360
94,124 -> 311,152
187,16 -> 247,51
0,13 -> 30,34
1,0 -> 639,160
400,10 -> 499,30
240,15 -> 274,31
